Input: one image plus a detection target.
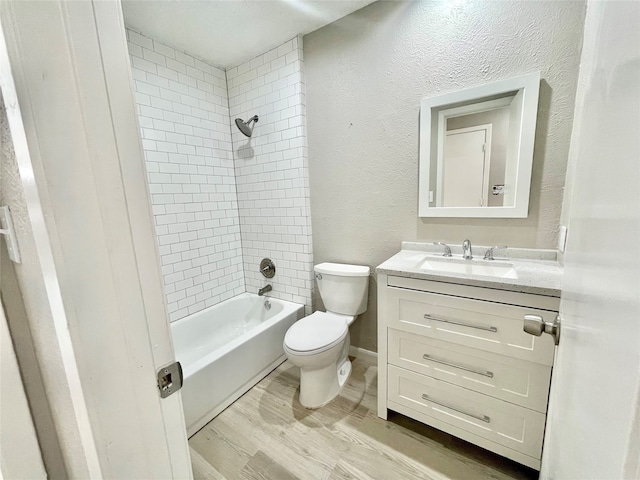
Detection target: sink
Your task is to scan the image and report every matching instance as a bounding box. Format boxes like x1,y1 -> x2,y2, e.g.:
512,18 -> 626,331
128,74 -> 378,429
416,257 -> 518,279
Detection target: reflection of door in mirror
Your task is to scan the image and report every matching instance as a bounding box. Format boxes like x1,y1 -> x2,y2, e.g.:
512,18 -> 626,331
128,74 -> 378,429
419,71 -> 540,218
441,125 -> 491,206
439,105 -> 512,207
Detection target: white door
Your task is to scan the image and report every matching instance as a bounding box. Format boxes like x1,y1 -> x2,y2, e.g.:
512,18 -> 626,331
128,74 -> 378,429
540,1 -> 640,479
0,1 -> 192,477
442,125 -> 491,207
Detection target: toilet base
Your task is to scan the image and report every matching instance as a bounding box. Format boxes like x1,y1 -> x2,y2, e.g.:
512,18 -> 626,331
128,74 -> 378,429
300,357 -> 352,409
292,333 -> 351,409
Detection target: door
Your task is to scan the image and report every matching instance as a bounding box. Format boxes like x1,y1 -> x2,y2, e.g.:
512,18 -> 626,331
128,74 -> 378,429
540,2 -> 640,478
0,1 -> 192,477
441,125 -> 491,207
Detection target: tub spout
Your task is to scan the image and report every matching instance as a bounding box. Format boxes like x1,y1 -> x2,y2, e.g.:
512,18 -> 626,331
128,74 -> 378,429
258,284 -> 272,296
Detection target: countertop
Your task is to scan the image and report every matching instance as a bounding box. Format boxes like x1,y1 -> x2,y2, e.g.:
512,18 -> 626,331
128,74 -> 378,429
376,242 -> 563,297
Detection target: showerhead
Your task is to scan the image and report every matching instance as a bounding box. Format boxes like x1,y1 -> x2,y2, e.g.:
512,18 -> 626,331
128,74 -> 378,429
235,115 -> 259,137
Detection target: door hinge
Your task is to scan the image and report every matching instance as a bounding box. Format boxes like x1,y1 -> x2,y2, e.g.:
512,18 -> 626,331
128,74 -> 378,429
157,361 -> 183,398
482,143 -> 486,153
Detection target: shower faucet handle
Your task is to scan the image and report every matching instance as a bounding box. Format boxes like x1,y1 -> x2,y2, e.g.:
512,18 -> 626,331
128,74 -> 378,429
260,258 -> 276,278
433,242 -> 452,257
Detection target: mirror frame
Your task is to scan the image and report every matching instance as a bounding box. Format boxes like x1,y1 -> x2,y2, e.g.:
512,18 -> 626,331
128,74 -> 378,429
418,72 -> 540,218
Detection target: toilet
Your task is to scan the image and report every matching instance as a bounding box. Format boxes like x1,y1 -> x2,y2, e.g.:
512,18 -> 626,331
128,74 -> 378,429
283,262 -> 370,408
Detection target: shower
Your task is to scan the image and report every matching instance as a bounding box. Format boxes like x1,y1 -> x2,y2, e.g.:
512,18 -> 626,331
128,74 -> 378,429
235,115 -> 259,137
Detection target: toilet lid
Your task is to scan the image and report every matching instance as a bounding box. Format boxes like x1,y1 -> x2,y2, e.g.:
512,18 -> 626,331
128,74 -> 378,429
284,312 -> 348,354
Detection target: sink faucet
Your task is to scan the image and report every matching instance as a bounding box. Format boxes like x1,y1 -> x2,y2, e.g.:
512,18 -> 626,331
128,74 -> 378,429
484,245 -> 508,261
258,284 -> 272,296
462,239 -> 473,260
432,242 -> 452,257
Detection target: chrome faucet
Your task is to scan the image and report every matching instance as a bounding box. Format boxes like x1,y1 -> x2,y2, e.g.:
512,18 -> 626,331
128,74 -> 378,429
258,284 -> 272,296
433,242 -> 452,257
462,239 -> 473,260
484,245 -> 508,261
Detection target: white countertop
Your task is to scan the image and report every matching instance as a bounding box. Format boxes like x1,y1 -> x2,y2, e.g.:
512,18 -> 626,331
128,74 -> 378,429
376,243 -> 563,297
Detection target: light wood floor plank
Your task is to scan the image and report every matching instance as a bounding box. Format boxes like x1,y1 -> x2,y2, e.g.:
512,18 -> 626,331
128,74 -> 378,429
239,451 -> 300,480
327,460 -> 377,480
190,357 -> 538,480
214,386 -> 339,479
190,447 -> 226,480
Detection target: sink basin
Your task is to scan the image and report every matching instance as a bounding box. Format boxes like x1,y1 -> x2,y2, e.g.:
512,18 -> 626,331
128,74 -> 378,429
416,257 -> 518,279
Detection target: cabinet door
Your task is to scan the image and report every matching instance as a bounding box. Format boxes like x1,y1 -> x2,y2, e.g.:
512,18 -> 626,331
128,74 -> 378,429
387,287 -> 556,364
388,329 -> 552,412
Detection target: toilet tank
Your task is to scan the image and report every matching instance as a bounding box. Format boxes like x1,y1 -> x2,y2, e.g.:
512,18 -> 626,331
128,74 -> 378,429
314,263 -> 370,316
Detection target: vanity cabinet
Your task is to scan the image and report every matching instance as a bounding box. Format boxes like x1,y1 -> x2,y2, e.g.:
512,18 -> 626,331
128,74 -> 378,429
377,274 -> 558,470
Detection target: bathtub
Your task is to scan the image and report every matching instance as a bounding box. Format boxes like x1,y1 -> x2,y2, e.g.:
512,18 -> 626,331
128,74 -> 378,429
171,292 -> 304,436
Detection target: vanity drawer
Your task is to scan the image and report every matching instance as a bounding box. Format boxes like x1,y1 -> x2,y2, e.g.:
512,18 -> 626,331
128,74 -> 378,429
387,365 -> 546,460
388,329 -> 551,412
386,287 -> 556,364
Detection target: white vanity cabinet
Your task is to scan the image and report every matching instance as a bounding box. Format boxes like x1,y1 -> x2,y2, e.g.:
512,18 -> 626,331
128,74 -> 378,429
377,274 -> 559,470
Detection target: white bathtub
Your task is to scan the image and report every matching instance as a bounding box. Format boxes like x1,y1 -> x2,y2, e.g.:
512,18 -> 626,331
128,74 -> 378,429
171,292 -> 304,436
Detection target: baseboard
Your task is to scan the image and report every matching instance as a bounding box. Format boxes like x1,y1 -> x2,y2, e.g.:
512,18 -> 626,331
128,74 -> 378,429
349,345 -> 377,364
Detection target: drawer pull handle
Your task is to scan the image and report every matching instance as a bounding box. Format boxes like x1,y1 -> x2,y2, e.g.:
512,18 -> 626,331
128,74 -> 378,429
421,394 -> 491,423
422,354 -> 494,378
424,314 -> 498,333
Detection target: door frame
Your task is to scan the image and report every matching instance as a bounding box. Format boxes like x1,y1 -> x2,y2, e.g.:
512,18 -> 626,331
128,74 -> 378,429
0,1 -> 192,477
0,296 -> 47,479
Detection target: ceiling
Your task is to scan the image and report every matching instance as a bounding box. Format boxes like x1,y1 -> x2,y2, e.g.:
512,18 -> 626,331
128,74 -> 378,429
122,0 -> 376,69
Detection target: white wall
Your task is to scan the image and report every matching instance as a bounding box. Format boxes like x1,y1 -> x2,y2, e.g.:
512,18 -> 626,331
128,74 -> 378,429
305,0 -> 586,351
127,29 -> 245,321
228,37 -> 313,313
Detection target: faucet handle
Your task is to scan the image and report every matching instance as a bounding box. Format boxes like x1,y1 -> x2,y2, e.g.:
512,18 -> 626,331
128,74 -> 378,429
433,242 -> 452,257
484,245 -> 508,261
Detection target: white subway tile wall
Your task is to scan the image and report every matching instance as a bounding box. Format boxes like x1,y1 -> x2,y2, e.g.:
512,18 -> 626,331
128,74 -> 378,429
127,29 -> 245,321
127,29 -> 313,319
228,37 -> 313,314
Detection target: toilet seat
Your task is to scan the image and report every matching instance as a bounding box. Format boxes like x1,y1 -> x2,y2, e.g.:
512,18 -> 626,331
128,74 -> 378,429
284,312 -> 348,355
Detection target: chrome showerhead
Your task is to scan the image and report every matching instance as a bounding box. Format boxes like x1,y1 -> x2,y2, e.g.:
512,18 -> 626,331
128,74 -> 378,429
235,115 -> 259,137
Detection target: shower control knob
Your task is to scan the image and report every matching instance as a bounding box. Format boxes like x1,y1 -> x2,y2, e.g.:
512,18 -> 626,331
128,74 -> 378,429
260,258 -> 276,278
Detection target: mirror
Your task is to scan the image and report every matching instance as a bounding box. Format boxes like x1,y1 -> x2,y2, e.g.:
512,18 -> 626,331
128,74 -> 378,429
418,72 -> 540,218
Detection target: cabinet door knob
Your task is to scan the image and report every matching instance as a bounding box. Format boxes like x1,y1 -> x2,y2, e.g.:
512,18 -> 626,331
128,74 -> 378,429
523,314 -> 561,345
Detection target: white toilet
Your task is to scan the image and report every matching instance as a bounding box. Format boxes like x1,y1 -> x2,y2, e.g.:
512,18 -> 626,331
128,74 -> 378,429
283,262 -> 370,408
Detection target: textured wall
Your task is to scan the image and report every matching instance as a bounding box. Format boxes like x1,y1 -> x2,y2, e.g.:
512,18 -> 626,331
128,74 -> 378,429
127,29 -> 245,321
228,38 -> 313,313
305,0 -> 586,351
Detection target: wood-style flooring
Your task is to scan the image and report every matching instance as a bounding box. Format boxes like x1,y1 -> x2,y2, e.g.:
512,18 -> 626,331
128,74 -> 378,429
189,356 -> 538,480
